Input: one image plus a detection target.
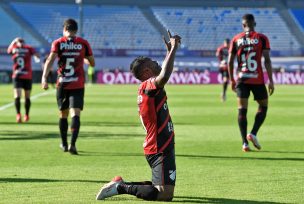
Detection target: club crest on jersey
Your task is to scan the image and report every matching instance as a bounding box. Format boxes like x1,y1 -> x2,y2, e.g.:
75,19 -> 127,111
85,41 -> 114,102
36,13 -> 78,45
237,38 -> 259,47
60,42 -> 82,50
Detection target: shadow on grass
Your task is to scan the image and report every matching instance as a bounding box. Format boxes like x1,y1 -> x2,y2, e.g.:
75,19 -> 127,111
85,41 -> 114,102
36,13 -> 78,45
72,152 -> 304,162
261,150 -> 304,154
177,154 -> 304,162
0,177 -> 106,184
0,131 -> 143,141
0,121 -> 140,127
173,196 -> 284,204
0,132 -> 57,140
77,151 -> 143,157
77,152 -> 304,162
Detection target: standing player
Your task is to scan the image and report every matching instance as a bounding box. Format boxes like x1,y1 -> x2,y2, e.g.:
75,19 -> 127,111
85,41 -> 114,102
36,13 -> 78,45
41,19 -> 95,155
216,38 -> 230,102
7,37 -> 40,123
228,14 -> 274,152
96,31 -> 181,201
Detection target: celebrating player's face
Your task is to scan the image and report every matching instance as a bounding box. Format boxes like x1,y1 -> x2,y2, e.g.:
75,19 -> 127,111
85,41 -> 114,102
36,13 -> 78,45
138,60 -> 161,81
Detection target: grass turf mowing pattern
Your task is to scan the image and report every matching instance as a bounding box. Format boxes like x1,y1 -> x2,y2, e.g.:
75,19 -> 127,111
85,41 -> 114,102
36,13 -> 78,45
0,84 -> 303,203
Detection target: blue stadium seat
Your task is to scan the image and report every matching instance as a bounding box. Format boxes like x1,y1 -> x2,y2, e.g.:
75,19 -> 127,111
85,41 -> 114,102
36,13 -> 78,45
4,3 -> 303,51
10,3 -> 79,44
152,7 -> 301,51
10,3 -> 162,49
0,6 -> 41,46
290,9 -> 304,32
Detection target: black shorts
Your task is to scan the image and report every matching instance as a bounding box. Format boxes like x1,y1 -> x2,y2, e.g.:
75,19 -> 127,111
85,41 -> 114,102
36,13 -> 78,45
220,69 -> 229,79
13,78 -> 32,90
145,148 -> 176,186
56,87 -> 84,110
236,82 -> 268,100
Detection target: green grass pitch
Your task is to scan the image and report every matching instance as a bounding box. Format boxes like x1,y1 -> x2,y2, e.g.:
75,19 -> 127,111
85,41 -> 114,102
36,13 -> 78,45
0,84 -> 303,203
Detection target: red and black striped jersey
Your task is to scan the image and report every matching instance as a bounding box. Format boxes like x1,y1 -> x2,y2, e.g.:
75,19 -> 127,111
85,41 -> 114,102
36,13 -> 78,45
51,36 -> 93,89
229,31 -> 270,84
7,44 -> 36,79
216,44 -> 229,70
137,77 -> 175,155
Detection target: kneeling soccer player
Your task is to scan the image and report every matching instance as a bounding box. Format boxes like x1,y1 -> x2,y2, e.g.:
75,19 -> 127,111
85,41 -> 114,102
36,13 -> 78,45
96,31 -> 181,201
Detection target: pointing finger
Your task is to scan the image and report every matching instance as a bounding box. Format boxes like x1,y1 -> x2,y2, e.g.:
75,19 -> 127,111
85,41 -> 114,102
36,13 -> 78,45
167,30 -> 172,38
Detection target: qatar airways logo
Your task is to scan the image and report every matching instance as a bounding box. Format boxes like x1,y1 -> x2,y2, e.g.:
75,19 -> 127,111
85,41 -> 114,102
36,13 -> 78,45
60,42 -> 82,50
237,38 -> 259,47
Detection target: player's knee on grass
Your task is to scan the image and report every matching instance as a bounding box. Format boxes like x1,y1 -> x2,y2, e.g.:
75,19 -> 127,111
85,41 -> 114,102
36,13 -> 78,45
133,185 -> 159,201
155,185 -> 174,201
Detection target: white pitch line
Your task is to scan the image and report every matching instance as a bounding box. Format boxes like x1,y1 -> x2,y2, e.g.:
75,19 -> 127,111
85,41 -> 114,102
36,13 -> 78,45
0,89 -> 55,111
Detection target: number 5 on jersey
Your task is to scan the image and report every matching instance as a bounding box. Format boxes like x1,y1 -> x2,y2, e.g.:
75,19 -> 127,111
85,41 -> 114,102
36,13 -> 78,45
65,58 -> 75,77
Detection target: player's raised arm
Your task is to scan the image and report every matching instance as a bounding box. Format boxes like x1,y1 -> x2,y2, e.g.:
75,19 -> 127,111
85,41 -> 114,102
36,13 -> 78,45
41,52 -> 57,90
263,49 -> 274,96
155,30 -> 181,88
7,38 -> 20,54
228,52 -> 236,92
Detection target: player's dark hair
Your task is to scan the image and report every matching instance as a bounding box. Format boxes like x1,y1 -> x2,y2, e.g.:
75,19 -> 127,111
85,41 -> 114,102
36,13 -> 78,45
130,56 -> 152,79
17,38 -> 24,43
242,14 -> 255,22
63,19 -> 78,32
224,38 -> 230,44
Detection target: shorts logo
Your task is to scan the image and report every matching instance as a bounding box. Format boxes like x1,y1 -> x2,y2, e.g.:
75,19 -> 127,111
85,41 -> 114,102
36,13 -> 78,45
163,103 -> 167,110
169,170 -> 176,181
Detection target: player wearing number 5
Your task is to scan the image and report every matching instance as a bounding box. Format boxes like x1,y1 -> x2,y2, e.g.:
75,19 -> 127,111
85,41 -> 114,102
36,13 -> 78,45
7,38 -> 40,123
228,14 -> 274,152
42,19 -> 95,155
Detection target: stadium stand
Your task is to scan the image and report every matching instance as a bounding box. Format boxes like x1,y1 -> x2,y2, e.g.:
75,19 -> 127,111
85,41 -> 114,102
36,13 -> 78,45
82,5 -> 162,49
152,7 -> 301,51
9,3 -> 79,44
289,9 -> 304,32
10,3 -> 162,49
0,1 -> 302,53
0,6 -> 41,46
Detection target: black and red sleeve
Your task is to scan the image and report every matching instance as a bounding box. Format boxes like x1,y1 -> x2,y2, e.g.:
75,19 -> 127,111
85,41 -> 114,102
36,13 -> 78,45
84,40 -> 93,57
260,34 -> 270,50
228,37 -> 237,54
51,40 -> 59,54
